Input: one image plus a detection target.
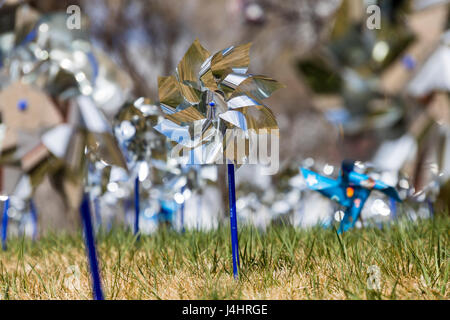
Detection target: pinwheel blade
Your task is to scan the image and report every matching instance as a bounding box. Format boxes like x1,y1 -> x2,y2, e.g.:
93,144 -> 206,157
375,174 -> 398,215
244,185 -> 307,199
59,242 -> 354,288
229,75 -> 285,101
348,171 -> 401,201
210,43 -> 251,80
408,45 -> 450,97
301,167 -> 347,205
177,39 -> 210,87
158,75 -> 185,112
220,105 -> 278,132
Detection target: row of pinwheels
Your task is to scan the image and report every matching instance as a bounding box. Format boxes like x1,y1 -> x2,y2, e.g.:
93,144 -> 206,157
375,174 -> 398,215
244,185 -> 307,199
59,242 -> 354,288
0,5 -> 284,299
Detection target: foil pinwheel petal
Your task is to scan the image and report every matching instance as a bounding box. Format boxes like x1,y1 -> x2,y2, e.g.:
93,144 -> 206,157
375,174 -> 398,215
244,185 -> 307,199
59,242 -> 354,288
154,40 -> 283,165
154,119 -> 199,148
205,43 -> 251,81
42,95 -> 127,172
0,81 -> 63,132
91,50 -> 133,118
177,39 -> 210,88
0,166 -> 23,196
220,105 -> 278,132
0,81 -> 63,197
408,44 -> 450,97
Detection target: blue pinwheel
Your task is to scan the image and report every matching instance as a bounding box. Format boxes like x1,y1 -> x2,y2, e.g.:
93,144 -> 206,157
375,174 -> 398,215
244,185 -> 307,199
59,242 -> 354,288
301,160 -> 401,233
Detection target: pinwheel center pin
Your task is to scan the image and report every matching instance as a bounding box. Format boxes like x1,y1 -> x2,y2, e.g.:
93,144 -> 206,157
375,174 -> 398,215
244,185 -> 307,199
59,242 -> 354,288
346,187 -> 354,198
17,99 -> 28,111
402,55 -> 416,71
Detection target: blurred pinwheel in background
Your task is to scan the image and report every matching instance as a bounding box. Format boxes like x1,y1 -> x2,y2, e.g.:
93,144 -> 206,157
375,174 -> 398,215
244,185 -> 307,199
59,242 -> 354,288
0,4 -> 130,209
372,19 -> 449,213
41,95 -> 127,210
302,160 -> 401,233
2,4 -> 131,112
1,7 -> 127,205
297,0 -> 414,138
113,97 -> 180,234
0,81 -> 63,249
115,98 -> 166,170
404,30 -> 450,211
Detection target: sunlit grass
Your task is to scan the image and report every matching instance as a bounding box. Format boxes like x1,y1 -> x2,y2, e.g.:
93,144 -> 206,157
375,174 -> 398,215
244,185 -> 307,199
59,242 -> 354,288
0,216 -> 448,300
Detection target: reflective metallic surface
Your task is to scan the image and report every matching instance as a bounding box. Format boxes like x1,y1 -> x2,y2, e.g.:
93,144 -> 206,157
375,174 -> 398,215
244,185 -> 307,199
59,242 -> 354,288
154,39 -> 284,165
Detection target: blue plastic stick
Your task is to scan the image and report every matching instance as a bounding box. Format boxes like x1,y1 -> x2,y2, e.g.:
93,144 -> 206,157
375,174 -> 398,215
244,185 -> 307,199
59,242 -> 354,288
1,198 -> 9,251
180,185 -> 186,233
134,177 -> 140,237
389,197 -> 397,220
427,198 -> 434,217
80,193 -> 104,300
227,163 -> 240,279
87,52 -> 99,83
30,199 -> 38,241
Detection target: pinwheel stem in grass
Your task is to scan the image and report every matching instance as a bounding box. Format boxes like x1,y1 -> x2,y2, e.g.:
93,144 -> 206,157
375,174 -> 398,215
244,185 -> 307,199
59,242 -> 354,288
80,193 -> 104,300
227,164 -> 240,279
1,198 -> 9,251
134,176 -> 140,237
